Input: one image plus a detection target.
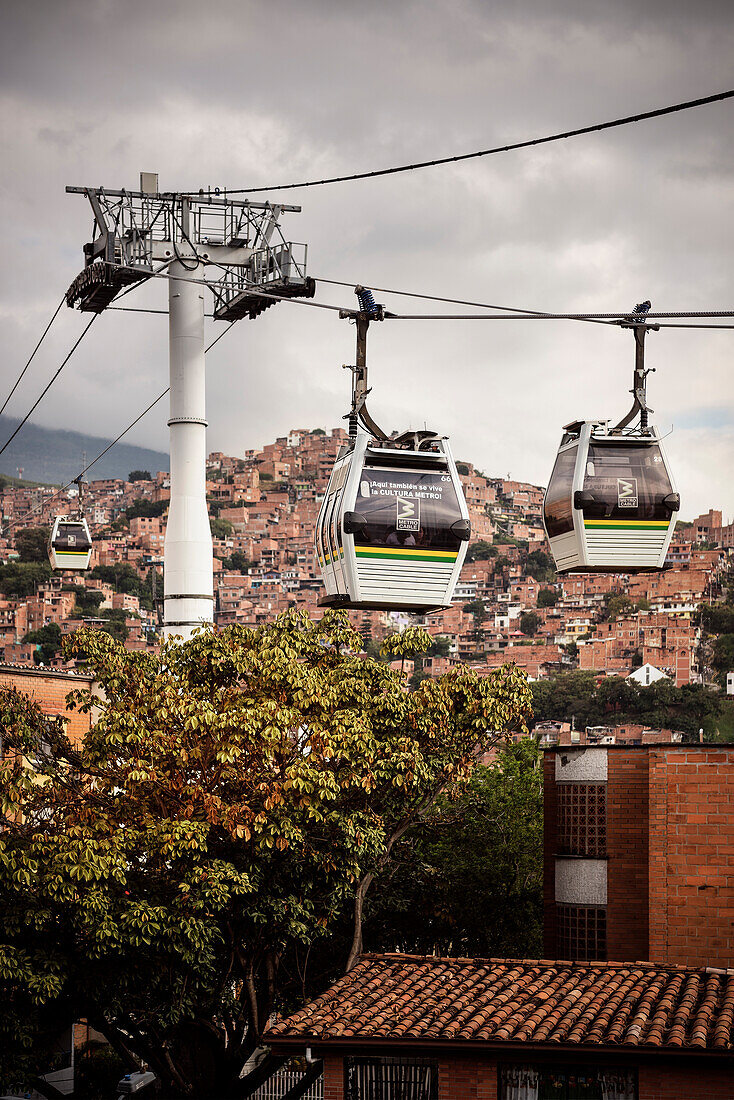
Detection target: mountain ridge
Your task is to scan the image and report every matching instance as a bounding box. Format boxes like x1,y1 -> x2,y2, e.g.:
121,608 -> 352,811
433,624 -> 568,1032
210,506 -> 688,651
0,417 -> 169,485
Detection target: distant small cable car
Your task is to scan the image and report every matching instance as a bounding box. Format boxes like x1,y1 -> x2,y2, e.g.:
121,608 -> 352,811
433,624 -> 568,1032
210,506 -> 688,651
317,285 -> 470,612
48,516 -> 93,571
544,308 -> 680,574
317,431 -> 470,611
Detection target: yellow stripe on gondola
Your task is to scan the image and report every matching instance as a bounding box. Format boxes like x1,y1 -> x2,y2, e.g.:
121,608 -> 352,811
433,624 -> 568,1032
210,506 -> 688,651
583,519 -> 670,530
355,546 -> 458,563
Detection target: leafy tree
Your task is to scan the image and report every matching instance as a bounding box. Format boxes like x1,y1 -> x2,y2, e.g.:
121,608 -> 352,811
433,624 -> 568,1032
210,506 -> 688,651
222,550 -> 253,573
360,740 -> 543,958
15,527 -> 50,564
519,611 -> 540,636
465,540 -> 497,562
0,562 -> 51,598
124,499 -> 166,521
426,636 -> 451,658
210,517 -> 234,540
536,588 -> 558,608
22,623 -> 62,665
455,462 -> 470,476
711,635 -> 734,684
0,613 -> 531,1098
600,593 -> 635,621
128,470 -> 152,483
524,550 -> 555,583
311,428 -> 326,436
701,603 -> 734,635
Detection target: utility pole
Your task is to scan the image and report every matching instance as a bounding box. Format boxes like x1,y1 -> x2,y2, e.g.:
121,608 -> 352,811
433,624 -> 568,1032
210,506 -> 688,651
66,175 -> 314,642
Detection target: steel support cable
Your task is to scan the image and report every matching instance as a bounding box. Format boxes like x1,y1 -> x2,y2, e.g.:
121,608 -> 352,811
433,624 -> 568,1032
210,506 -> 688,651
1,323 -> 236,538
198,89 -> 734,194
0,296 -> 66,417
110,263 -> 734,322
0,313 -> 101,459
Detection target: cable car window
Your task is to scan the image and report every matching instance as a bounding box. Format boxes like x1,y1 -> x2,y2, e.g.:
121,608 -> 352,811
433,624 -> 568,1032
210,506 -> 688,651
583,444 -> 673,520
54,524 -> 91,550
333,465 -> 348,557
324,489 -> 340,563
354,469 -> 462,551
545,447 -> 577,538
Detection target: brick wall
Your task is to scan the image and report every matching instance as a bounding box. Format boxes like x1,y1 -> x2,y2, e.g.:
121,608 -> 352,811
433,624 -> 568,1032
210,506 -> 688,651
607,750 -> 649,961
322,1055 -> 734,1098
639,1063 -> 734,1099
0,665 -> 94,747
440,1057 -> 497,1099
323,1055 -> 343,1100
543,752 -> 558,957
648,748 -> 734,967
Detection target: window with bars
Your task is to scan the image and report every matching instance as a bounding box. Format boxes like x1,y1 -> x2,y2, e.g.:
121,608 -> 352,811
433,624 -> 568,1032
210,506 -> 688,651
557,904 -> 607,961
557,783 -> 607,857
345,1056 -> 437,1100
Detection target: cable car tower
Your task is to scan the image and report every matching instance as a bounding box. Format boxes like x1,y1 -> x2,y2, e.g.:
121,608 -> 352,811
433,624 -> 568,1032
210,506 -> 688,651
66,174 -> 314,640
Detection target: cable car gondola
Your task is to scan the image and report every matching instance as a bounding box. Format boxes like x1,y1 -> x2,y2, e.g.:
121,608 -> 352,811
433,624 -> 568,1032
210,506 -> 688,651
316,286 -> 471,612
543,310 -> 680,574
317,430 -> 470,611
48,515 -> 93,570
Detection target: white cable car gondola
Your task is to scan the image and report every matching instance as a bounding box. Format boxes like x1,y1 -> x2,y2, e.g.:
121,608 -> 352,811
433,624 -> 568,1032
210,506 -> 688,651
317,430 -> 470,611
48,515 -> 93,570
317,286 -> 471,612
543,308 -> 680,574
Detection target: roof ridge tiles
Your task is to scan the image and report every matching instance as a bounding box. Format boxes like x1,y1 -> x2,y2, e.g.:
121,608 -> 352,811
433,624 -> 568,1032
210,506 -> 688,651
265,955 -> 734,1052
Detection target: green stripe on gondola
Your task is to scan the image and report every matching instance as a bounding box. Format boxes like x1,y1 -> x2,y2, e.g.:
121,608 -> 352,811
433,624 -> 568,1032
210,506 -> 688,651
355,546 -> 458,563
584,519 -> 670,530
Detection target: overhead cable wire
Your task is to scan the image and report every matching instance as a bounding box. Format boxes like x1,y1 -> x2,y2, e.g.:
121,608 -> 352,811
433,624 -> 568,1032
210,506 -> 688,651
202,89 -> 734,194
0,313 -> 101,459
1,323 -> 237,537
0,296 -> 66,417
112,263 -> 734,322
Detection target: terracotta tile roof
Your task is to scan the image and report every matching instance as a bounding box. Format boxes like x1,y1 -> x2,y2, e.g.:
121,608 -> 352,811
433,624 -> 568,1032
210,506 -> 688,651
266,955 -> 734,1053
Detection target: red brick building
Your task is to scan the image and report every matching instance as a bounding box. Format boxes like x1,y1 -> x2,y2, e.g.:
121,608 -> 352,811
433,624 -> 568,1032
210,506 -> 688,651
266,954 -> 734,1099
0,664 -> 95,747
543,744 -> 734,967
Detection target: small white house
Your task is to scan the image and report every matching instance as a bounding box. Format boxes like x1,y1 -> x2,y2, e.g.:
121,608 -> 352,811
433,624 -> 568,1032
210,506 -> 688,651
627,663 -> 669,687
727,671 -> 734,696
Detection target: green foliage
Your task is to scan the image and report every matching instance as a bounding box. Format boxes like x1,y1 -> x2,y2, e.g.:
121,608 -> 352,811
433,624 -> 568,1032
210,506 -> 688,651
14,527 -> 50,564
455,462 -> 470,476
222,550 -> 253,573
124,499 -> 166,521
465,540 -> 497,562
0,613 -> 531,1096
519,611 -> 540,636
711,635 -> 734,682
600,593 -> 635,621
531,671 -> 724,738
701,603 -> 734,635
88,564 -> 155,613
536,588 -> 558,608
463,599 -> 487,622
128,470 -> 152,483
524,550 -> 556,583
361,740 -> 543,957
259,471 -> 273,481
0,561 -> 51,598
426,636 -> 451,658
22,623 -> 62,665
74,1042 -> 128,1100
210,517 -> 234,539
68,586 -> 105,614
311,428 -> 326,436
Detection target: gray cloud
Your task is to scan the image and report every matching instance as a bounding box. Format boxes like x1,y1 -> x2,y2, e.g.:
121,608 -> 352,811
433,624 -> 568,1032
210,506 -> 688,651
1,0 -> 732,519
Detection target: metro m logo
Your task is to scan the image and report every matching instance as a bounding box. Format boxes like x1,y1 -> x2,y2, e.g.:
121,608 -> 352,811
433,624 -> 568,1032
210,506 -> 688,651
396,496 -> 420,531
617,477 -> 638,508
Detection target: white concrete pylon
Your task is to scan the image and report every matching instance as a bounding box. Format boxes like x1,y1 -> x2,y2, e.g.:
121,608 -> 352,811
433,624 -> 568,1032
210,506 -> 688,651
162,258 -> 214,642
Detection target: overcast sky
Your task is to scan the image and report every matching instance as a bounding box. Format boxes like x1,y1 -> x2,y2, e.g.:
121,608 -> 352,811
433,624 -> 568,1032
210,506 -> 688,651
1,0 -> 732,520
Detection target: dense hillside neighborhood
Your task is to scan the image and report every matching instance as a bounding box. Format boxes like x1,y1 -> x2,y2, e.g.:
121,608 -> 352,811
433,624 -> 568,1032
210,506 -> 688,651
2,427 -> 733,739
